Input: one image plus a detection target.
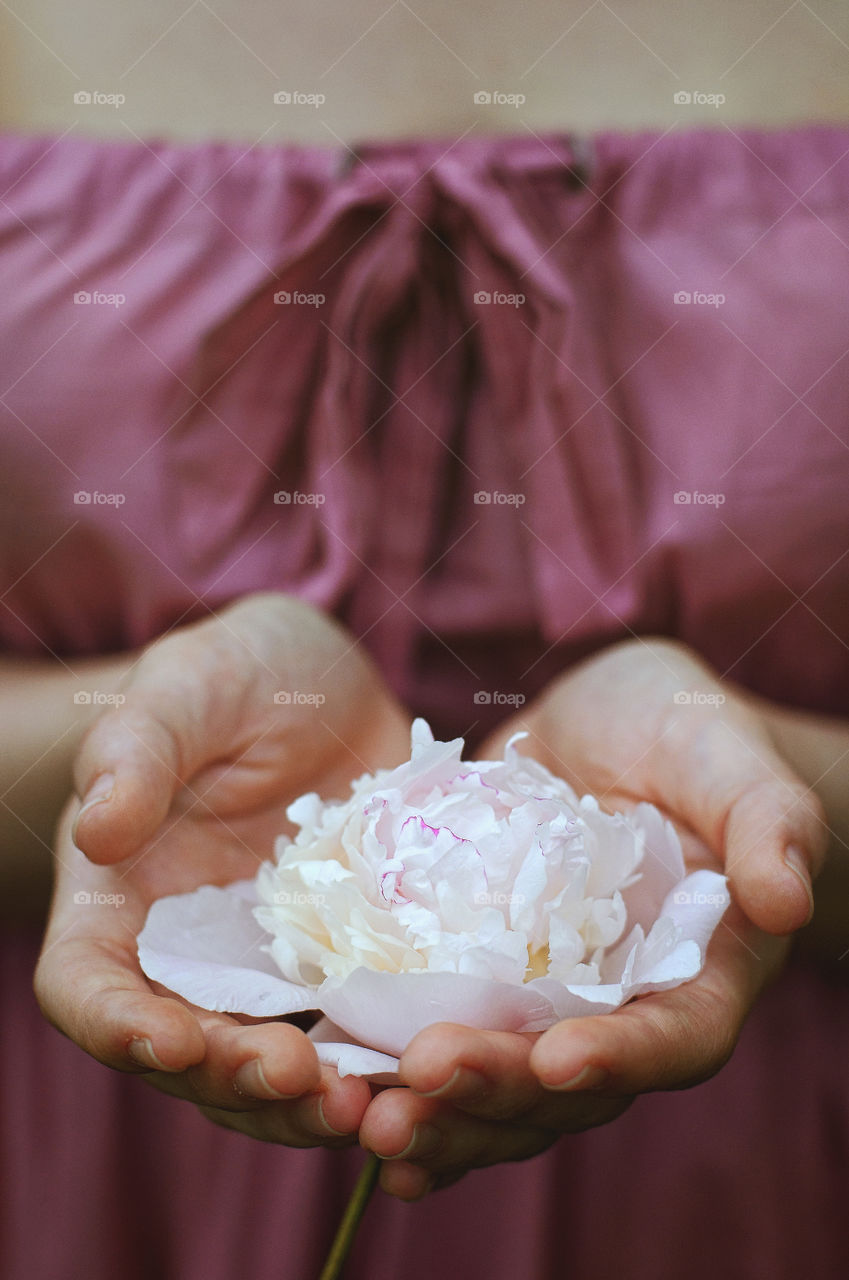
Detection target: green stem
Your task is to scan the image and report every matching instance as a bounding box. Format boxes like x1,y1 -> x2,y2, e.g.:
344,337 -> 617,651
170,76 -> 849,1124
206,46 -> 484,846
318,1153 -> 382,1280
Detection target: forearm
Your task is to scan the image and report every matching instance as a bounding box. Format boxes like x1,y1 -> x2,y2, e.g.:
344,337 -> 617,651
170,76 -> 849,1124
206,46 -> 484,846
0,652 -> 135,918
754,696 -> 849,962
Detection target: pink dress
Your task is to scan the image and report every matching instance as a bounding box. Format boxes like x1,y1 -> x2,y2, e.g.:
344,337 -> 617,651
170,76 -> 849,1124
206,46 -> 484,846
1,125 -> 848,1278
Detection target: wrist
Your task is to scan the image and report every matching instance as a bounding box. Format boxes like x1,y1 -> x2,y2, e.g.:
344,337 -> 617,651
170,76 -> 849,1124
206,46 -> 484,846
0,648 -> 138,917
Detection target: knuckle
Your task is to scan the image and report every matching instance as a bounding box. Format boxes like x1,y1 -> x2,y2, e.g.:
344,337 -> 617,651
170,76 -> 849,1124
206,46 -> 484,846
548,1096 -> 631,1134
75,984 -> 124,1064
663,986 -> 738,1085
195,1104 -> 245,1136
462,1092 -> 530,1122
729,777 -> 828,861
31,956 -> 60,1028
735,777 -> 806,822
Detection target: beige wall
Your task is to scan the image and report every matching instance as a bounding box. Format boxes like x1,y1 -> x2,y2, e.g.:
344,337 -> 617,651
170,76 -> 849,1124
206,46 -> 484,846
1,0 -> 848,144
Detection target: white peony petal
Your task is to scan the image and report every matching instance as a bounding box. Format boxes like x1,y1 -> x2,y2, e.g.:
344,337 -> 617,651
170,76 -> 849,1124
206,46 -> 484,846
312,1042 -> 400,1082
619,803 -> 687,932
137,720 -> 731,1062
137,880 -> 314,1016
526,976 -> 625,1020
659,868 -> 731,950
307,1017 -> 400,1081
286,791 -> 324,830
627,939 -> 703,992
316,967 -> 556,1055
410,718 -> 435,749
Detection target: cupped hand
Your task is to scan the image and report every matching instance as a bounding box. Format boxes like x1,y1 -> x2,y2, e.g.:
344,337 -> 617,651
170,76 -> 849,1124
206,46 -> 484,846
362,854 -> 786,1199
505,636 -> 827,935
35,592 -> 412,1149
360,636 -> 824,1198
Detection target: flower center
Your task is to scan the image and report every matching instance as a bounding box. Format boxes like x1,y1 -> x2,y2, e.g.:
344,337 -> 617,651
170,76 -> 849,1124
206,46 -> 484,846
526,944 -> 550,981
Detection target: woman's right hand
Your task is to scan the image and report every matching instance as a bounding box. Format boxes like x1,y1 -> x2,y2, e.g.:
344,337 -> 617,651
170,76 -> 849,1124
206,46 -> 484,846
34,592 -> 413,1149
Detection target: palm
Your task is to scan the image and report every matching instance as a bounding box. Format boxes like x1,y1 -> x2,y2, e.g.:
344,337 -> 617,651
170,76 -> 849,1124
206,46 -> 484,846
115,698 -> 413,908
64,593 -> 412,907
45,593 -> 412,1060
487,640 -> 768,821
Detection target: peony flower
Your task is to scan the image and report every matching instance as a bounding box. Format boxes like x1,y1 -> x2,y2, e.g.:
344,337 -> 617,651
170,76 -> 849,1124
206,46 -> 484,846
138,720 -> 729,1081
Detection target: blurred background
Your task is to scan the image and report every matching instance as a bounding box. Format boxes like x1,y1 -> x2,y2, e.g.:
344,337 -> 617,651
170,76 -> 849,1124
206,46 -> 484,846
1,0 -> 849,145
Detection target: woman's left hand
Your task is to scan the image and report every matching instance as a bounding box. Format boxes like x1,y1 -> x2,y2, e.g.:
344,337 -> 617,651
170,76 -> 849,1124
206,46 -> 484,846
359,637 -> 823,1198
360,877 -> 785,1200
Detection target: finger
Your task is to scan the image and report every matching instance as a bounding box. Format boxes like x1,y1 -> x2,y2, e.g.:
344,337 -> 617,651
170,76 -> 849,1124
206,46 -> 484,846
167,1064 -> 371,1149
71,636 -> 240,865
149,1019 -> 371,1138
662,715 -> 827,934
376,1163 -> 468,1200
140,1016 -> 322,1110
36,920 -> 371,1145
399,1022 -> 629,1133
723,778 -> 824,934
34,928 -> 206,1073
359,1088 -> 556,1186
378,1163 -> 436,1201
400,1022 -> 543,1119
531,906 -> 785,1095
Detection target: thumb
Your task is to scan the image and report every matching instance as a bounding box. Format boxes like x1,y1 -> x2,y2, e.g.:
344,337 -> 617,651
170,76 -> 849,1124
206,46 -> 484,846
663,715 -> 827,936
530,906 -> 786,1096
71,647 -> 236,864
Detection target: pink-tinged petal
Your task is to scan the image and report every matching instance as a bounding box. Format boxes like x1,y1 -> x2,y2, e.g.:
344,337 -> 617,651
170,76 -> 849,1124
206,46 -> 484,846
660,868 -> 730,944
619,803 -> 687,933
626,941 -> 703,994
316,968 -> 556,1056
307,1019 -> 400,1080
597,922 -> 644,984
137,881 -> 314,1017
527,976 -> 624,1020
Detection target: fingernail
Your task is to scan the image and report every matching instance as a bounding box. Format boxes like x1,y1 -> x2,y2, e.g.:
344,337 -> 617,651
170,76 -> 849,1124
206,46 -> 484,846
417,1066 -> 488,1099
382,1164 -> 436,1201
127,1037 -> 170,1072
72,773 -> 115,844
405,1172 -> 437,1201
542,1064 -> 609,1093
233,1058 -> 292,1100
386,1123 -> 444,1161
315,1094 -> 350,1137
784,844 -> 815,924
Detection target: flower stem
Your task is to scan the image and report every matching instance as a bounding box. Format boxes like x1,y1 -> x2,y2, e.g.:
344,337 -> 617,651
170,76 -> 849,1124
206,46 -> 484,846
318,1153 -> 381,1280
